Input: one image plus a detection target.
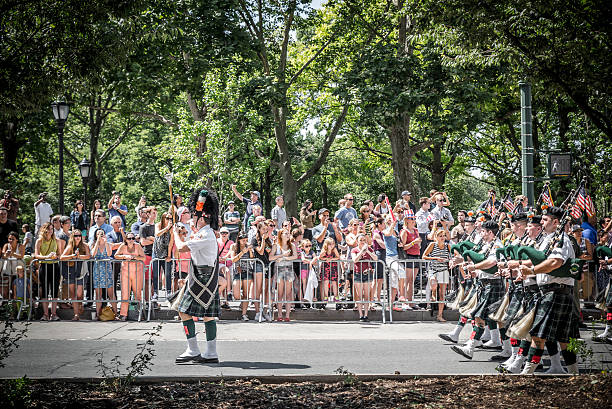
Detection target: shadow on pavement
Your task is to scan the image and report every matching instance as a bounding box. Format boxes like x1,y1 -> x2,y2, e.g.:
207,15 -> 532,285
208,361 -> 311,370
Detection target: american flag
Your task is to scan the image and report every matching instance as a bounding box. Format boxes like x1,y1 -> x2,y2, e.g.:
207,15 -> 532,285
502,193 -> 515,213
575,185 -> 595,217
541,186 -> 554,208
570,204 -> 582,220
426,212 -> 435,222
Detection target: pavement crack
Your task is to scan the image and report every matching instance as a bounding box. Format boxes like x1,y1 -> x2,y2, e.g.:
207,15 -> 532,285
95,323 -> 129,340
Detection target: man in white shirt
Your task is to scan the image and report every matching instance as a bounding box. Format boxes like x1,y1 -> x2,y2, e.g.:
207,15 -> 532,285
451,221 -> 502,359
517,206 -> 579,375
270,195 -> 287,231
34,192 -> 53,236
173,187 -> 221,364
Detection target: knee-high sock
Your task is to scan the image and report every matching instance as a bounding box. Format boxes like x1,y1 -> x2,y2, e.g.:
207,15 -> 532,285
470,325 -> 485,341
561,349 -> 577,365
527,347 -> 544,364
545,340 -> 559,356
518,340 -> 531,357
204,320 -> 217,357
487,319 -> 498,330
181,319 -> 199,356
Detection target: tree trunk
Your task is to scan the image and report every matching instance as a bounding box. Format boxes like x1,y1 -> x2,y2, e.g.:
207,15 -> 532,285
0,119 -> 22,179
388,115 -> 415,195
431,143 -> 445,189
321,178 -> 328,209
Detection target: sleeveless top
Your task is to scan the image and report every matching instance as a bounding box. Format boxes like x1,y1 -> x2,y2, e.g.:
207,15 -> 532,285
429,242 -> 450,272
39,238 -> 57,264
402,228 -> 420,256
153,230 -> 171,258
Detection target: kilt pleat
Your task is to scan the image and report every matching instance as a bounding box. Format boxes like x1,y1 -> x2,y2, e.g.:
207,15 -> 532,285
529,289 -> 578,343
502,283 -> 524,324
471,281 -> 504,320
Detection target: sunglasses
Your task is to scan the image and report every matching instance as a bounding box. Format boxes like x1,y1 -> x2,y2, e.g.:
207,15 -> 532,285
165,217 -> 172,220
126,237 -> 135,240
74,234 -> 82,238
221,232 -> 229,235
303,245 -> 312,248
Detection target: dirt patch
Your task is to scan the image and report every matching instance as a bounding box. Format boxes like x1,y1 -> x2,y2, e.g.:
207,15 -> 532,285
7,375 -> 612,408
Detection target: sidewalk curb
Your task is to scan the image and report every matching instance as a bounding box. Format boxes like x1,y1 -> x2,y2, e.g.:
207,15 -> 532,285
0,374 -> 577,383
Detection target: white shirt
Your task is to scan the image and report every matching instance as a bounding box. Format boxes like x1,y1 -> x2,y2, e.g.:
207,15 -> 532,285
535,232 -> 575,286
477,238 -> 502,279
431,206 -> 454,225
35,202 -> 53,229
415,209 -> 430,233
186,225 -> 218,266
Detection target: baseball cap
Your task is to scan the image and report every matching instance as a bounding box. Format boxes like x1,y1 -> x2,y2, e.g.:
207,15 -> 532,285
401,190 -> 411,196
220,226 -> 229,233
571,224 -> 583,232
318,208 -> 330,215
251,191 -> 260,198
228,200 -> 235,205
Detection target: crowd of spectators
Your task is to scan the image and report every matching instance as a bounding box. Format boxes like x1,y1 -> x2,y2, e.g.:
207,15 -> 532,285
0,186 -> 610,323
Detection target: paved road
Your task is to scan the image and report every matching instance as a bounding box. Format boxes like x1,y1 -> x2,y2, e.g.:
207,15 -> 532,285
1,320 -> 610,378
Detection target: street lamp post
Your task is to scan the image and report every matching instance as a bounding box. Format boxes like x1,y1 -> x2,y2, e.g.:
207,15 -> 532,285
78,158 -> 91,214
51,101 -> 70,215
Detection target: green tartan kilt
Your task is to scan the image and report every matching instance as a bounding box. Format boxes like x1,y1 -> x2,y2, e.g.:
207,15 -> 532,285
177,267 -> 220,318
530,288 -> 579,343
508,285 -> 539,328
471,280 -> 504,320
502,282 -> 524,324
607,278 -> 612,307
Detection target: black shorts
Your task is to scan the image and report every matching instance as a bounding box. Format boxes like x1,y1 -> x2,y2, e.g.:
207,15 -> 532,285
403,254 -> 421,272
39,263 -> 60,299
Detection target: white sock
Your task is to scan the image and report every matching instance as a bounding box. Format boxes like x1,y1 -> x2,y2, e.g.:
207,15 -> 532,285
482,326 -> 491,340
489,328 -> 501,345
548,351 -> 564,370
180,337 -> 200,357
204,339 -> 217,358
451,324 -> 464,338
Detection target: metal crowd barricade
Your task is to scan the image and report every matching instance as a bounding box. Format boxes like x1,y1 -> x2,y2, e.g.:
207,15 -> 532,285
273,258 -> 386,322
1,257 -> 29,319
387,258 -> 458,323
230,258 -> 267,322
25,258 -> 145,321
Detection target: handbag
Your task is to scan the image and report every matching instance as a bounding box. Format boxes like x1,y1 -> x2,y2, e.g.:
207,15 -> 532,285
99,306 -> 116,321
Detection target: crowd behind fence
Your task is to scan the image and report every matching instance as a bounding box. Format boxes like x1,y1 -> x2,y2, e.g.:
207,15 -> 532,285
1,255 -> 486,323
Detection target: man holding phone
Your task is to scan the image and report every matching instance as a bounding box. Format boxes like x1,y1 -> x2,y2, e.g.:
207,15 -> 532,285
108,191 -> 128,229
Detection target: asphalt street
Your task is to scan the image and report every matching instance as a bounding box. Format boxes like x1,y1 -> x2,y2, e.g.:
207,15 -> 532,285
1,320 -> 610,378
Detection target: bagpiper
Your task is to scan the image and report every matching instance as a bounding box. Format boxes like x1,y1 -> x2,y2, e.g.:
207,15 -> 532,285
451,220 -> 503,359
173,187 -> 222,364
517,206 -> 580,374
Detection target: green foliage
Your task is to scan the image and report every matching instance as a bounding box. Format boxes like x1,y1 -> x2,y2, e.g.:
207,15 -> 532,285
334,366 -> 361,386
96,323 -> 163,393
0,376 -> 32,408
0,304 -> 30,369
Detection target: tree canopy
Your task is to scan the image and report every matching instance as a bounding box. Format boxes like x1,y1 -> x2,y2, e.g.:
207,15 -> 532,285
1,0 -> 609,226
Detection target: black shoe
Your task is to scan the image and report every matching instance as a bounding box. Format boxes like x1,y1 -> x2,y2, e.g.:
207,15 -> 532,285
490,353 -> 511,361
451,345 -> 473,360
363,316 -> 369,322
336,304 -> 343,310
438,333 -> 457,343
479,344 -> 503,351
221,303 -> 231,310
175,354 -> 201,364
194,355 -> 219,363
359,316 -> 365,322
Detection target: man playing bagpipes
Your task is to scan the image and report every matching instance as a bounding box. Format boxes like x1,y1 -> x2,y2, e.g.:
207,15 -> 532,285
451,220 -> 503,360
487,212 -> 530,364
496,214 -> 547,373
516,206 -> 580,375
172,187 -> 222,364
439,213 -> 486,344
